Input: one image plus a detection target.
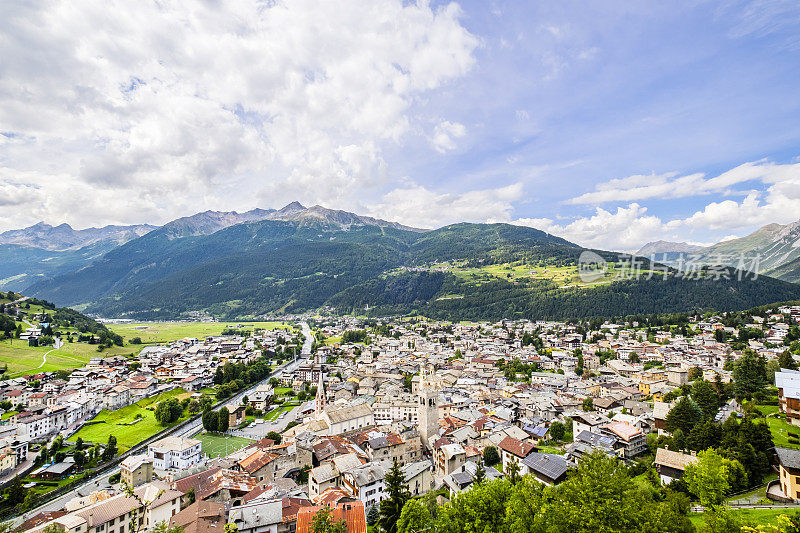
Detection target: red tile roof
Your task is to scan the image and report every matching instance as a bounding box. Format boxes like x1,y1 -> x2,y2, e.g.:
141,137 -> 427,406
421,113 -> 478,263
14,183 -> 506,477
296,502 -> 367,533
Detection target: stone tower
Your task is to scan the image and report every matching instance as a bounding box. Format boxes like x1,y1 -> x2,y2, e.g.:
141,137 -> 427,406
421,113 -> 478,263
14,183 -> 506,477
417,365 -> 439,450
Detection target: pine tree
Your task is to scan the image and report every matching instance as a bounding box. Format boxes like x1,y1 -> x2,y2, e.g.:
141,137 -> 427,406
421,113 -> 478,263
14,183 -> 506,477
378,458 -> 410,533
474,460 -> 486,484
7,475 -> 26,505
366,504 -> 380,526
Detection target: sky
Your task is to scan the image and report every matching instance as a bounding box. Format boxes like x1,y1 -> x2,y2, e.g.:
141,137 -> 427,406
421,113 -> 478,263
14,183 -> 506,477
1,0 -> 800,252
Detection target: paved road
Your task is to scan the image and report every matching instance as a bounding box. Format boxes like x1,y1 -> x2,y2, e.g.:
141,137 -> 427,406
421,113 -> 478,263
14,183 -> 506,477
16,321 -> 313,523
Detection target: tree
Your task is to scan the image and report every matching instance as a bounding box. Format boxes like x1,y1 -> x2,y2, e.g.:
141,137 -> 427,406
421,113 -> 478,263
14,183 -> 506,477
366,504 -> 380,526
436,477 -> 514,533
217,407 -> 230,432
474,460 -> 486,484
582,398 -> 594,411
684,449 -> 734,508
102,435 -> 117,462
733,350 -> 767,400
692,379 -> 721,420
73,450 -> 86,469
549,421 -> 566,442
779,350 -> 798,371
666,396 -> 704,435
396,499 -> 432,533
309,506 -> 346,533
267,431 -> 282,444
483,445 -> 500,466
543,451 -> 693,533
75,437 -> 84,450
7,475 -> 26,505
152,522 -> 185,533
155,398 -> 183,426
506,476 -> 547,533
186,487 -> 196,505
202,410 -> 219,432
378,458 -> 410,533
506,459 -> 521,485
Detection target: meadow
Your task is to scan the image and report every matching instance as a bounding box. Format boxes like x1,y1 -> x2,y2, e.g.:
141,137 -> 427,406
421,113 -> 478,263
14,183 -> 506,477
0,339 -> 136,377
109,321 -> 293,344
416,261 -> 664,290
70,388 -> 190,452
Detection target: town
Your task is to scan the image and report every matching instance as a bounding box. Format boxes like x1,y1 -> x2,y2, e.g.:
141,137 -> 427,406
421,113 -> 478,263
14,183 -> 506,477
0,301 -> 799,531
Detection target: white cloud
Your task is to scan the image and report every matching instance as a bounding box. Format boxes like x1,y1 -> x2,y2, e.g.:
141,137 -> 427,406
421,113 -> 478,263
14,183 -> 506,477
568,160 -> 800,204
514,203 -> 674,252
0,0 -> 478,231
430,121 -> 467,153
371,182 -> 523,228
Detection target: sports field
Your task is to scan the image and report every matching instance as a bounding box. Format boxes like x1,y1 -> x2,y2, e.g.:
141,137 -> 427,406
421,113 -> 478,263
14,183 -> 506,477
195,432 -> 253,458
109,321 -> 294,344
70,388 -> 190,453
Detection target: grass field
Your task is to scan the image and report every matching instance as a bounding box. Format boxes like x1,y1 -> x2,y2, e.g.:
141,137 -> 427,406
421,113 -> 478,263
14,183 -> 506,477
109,321 -> 293,344
688,507 -> 799,528
195,432 -> 253,458
757,405 -> 800,450
0,339 -> 136,376
71,388 -> 190,452
264,403 -> 300,421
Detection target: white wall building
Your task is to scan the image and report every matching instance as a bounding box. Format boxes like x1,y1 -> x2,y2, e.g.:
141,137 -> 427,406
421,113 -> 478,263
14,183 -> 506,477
147,436 -> 202,470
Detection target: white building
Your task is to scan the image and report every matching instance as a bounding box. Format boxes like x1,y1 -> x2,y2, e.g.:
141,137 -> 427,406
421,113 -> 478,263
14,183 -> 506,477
147,436 -> 202,470
322,403 -> 375,435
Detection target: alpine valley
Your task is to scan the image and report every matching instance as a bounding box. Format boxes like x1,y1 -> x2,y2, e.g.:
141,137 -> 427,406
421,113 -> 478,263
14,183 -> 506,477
3,203 -> 800,322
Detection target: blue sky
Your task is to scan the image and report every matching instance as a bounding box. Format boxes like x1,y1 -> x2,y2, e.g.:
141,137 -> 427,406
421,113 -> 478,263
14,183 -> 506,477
385,0 -> 800,249
1,0 -> 799,251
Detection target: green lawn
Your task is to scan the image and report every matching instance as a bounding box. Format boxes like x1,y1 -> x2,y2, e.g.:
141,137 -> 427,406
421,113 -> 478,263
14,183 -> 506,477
537,445 -> 565,455
689,507 -> 799,528
71,388 -> 190,452
264,403 -> 299,421
195,432 -> 253,458
757,406 -> 800,450
0,339 -> 136,376
109,321 -> 293,345
274,387 -> 293,397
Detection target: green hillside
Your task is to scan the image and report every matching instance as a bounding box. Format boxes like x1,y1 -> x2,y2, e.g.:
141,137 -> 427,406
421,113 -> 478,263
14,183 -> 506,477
26,217 -> 800,322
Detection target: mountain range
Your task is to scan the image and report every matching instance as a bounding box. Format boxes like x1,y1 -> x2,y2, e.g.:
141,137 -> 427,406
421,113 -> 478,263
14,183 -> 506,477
3,203 -> 800,321
637,219 -> 800,282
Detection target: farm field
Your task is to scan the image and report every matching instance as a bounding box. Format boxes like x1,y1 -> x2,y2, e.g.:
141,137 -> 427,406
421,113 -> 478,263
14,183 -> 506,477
195,432 -> 253,458
71,388 -> 190,452
0,339 -> 135,377
109,321 -> 294,344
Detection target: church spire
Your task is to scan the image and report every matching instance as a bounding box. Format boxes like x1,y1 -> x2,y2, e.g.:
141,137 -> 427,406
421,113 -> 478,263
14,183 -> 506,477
315,367 -> 326,416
